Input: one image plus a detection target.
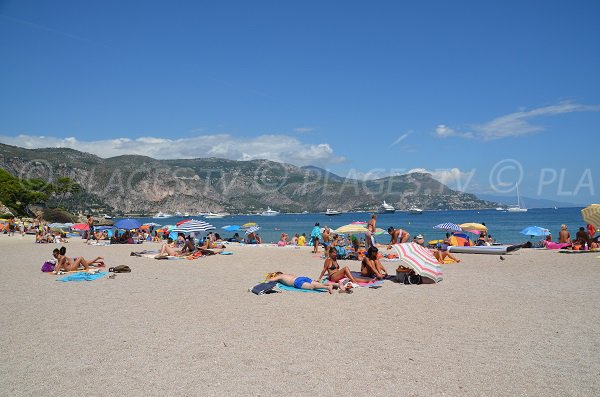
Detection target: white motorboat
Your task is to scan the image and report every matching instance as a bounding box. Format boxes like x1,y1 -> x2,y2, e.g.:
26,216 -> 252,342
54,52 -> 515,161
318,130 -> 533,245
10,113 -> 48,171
506,184 -> 527,212
325,209 -> 341,216
378,201 -> 396,214
204,212 -> 226,219
174,211 -> 183,216
495,207 -> 505,211
183,212 -> 190,217
260,207 -> 280,216
102,214 -> 112,220
153,211 -> 172,219
408,207 -> 423,214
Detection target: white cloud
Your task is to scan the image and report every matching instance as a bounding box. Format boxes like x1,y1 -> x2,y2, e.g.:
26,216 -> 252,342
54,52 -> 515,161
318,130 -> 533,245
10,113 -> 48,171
436,101 -> 600,140
0,133 -> 345,166
408,167 -> 476,191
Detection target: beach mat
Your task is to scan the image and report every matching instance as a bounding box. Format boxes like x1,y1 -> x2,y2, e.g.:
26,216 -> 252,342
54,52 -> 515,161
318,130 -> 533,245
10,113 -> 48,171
57,272 -> 108,282
276,283 -> 327,293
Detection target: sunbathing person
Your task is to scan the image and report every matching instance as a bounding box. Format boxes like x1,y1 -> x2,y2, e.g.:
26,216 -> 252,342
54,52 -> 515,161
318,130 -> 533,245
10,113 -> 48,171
52,246 -> 104,273
318,247 -> 374,284
266,272 -> 339,294
360,246 -> 388,279
157,239 -> 182,257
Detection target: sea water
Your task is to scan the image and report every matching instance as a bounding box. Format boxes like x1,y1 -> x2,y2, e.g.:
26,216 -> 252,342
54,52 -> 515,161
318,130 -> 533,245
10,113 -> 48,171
121,207 -> 586,245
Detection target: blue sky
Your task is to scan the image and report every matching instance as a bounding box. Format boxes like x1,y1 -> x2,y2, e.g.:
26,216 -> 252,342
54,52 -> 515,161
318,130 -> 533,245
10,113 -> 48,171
0,0 -> 599,204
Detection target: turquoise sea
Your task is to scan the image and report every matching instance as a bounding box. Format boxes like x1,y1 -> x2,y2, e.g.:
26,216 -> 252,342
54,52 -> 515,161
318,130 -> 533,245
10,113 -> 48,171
120,207 -> 587,245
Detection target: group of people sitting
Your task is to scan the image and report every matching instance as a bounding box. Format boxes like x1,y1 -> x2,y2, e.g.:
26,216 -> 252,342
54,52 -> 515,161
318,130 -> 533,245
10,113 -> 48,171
155,232 -> 227,258
541,224 -> 599,250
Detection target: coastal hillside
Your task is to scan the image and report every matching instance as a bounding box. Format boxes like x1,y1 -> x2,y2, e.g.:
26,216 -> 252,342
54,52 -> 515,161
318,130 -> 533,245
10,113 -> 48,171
0,143 -> 497,214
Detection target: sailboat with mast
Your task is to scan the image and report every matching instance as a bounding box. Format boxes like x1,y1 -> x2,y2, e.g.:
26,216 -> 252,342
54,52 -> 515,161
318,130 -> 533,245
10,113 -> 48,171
506,183 -> 527,213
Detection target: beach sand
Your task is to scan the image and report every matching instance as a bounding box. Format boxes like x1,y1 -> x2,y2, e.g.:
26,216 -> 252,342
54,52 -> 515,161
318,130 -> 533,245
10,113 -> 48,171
1,236 -> 599,396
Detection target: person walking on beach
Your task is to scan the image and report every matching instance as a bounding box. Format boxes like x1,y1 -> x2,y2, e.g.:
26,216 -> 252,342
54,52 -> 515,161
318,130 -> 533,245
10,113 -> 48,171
311,223 -> 322,254
365,214 -> 377,250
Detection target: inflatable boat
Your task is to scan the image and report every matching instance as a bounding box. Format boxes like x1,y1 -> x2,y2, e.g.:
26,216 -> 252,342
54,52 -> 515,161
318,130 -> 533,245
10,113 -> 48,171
448,244 -> 521,255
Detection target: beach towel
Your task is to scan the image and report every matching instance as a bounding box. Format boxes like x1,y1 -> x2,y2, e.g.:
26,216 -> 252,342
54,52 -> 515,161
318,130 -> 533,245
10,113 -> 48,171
57,272 -> 108,282
276,283 -> 327,293
219,251 -> 234,255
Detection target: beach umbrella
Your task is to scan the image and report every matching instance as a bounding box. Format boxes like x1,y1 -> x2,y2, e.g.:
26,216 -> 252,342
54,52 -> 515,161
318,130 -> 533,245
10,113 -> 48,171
245,225 -> 261,235
458,223 -> 487,231
520,226 -> 551,237
433,223 -> 462,232
581,204 -> 600,228
172,219 -> 215,233
374,227 -> 386,235
392,242 -> 443,283
222,225 -> 241,231
351,221 -> 367,225
156,225 -> 175,233
334,224 -> 368,234
114,218 -> 142,230
242,222 -> 257,228
71,223 -> 89,231
176,219 -> 192,226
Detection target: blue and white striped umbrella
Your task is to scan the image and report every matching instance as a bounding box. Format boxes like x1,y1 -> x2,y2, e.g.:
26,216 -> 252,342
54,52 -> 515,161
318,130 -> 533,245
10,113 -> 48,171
172,219 -> 215,233
433,223 -> 462,232
245,225 -> 261,235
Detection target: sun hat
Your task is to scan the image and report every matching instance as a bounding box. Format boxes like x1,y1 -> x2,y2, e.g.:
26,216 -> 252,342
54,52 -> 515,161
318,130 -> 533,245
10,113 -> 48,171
415,234 -> 424,239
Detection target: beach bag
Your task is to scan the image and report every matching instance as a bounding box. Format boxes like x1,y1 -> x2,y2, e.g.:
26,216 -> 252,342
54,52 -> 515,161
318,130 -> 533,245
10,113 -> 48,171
109,265 -> 131,273
41,261 -> 55,272
250,281 -> 279,295
396,267 -> 422,285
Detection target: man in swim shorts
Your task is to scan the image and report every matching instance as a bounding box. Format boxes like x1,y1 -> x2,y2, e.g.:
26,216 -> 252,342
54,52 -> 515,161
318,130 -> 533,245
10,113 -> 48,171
267,272 -> 338,294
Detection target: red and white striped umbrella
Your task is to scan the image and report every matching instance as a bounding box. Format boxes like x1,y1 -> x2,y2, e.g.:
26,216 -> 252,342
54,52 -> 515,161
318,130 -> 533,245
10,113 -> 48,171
392,242 -> 443,283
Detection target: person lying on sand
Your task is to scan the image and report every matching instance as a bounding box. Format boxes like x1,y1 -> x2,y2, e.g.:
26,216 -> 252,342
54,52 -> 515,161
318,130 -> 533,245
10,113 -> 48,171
318,247 -> 374,284
52,246 -> 104,274
361,246 -> 388,279
266,272 -> 343,294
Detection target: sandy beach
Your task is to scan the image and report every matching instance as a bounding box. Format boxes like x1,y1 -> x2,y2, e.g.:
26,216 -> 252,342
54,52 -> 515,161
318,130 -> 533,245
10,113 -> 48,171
1,236 -> 599,396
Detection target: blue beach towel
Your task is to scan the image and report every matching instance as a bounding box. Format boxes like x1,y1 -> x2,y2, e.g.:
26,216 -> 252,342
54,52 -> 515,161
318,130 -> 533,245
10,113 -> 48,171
276,282 -> 327,293
57,272 -> 108,282
219,251 -> 234,255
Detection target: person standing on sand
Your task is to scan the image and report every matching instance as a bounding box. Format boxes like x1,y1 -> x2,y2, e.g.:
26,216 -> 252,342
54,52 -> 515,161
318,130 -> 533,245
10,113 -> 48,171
365,213 -> 377,250
311,223 -> 322,254
559,224 -> 571,244
322,226 -> 331,250
85,214 -> 94,243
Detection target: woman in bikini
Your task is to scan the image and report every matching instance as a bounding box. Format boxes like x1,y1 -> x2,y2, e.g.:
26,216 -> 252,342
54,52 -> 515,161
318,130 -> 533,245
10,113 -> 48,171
52,246 -> 104,273
360,246 -> 388,279
318,247 -> 373,284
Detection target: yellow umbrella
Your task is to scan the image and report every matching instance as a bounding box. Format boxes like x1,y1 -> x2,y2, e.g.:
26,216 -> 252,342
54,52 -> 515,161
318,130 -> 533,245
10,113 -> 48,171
242,222 -> 257,228
582,204 -> 600,227
334,224 -> 368,234
459,222 -> 488,231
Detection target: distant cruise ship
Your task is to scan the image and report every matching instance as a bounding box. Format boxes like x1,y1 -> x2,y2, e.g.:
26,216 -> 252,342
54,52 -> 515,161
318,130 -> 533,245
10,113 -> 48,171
378,201 -> 396,214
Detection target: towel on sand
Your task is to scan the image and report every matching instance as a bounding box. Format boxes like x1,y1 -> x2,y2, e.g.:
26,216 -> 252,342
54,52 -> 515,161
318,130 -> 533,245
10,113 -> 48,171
57,272 -> 108,282
276,283 -> 327,293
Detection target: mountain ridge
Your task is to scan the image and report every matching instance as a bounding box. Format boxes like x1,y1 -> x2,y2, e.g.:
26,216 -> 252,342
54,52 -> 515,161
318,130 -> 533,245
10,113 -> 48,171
0,143 -> 499,214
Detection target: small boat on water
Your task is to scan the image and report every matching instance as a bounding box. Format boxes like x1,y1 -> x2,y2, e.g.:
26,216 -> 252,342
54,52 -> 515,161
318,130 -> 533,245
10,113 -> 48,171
378,201 -> 396,214
260,207 -> 280,216
183,212 -> 190,217
102,214 -> 112,220
506,184 -> 527,212
325,209 -> 341,216
204,212 -> 226,219
153,211 -> 172,219
408,207 -> 423,214
495,207 -> 505,211
174,211 -> 183,217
